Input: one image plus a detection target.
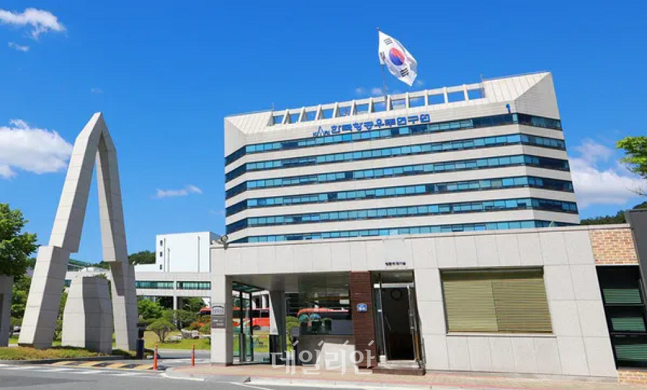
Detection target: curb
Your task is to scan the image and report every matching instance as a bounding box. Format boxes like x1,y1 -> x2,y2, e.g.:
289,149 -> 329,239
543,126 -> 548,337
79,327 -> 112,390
165,367 -> 249,383
0,356 -> 129,365
249,376 -> 431,389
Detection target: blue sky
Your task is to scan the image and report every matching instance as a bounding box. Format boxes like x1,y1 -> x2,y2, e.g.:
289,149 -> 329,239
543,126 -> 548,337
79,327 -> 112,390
1,1 -> 646,263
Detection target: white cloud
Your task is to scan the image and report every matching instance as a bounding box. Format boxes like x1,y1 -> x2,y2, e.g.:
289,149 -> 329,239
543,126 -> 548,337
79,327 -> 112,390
90,88 -> 103,94
155,184 -> 203,199
569,139 -> 644,208
8,42 -> 29,51
0,119 -> 73,178
355,87 -> 386,97
0,8 -> 66,39
415,79 -> 424,87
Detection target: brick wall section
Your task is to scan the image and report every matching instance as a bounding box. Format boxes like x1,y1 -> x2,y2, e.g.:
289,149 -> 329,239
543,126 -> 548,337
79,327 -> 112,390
618,369 -> 647,385
589,228 -> 638,265
349,272 -> 378,369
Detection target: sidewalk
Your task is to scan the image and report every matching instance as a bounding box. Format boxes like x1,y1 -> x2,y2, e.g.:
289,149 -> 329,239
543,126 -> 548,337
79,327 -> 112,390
167,364 -> 642,389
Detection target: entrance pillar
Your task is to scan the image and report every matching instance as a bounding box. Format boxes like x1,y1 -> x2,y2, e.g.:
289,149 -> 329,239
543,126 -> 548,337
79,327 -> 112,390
269,290 -> 286,360
350,272 -> 377,368
0,276 -> 13,347
210,275 -> 233,365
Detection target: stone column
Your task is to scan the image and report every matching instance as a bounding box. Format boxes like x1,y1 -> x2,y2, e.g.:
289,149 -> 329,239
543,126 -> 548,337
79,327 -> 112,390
62,277 -> 113,354
211,275 -> 233,365
110,262 -> 138,351
269,290 -> 286,356
350,272 -> 377,368
0,275 -> 14,347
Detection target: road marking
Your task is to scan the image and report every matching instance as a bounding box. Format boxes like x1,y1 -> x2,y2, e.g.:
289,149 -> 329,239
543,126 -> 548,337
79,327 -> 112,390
230,383 -> 275,390
78,361 -> 102,367
52,361 -> 75,366
75,370 -> 108,375
113,372 -> 145,377
31,368 -> 75,372
160,373 -> 205,382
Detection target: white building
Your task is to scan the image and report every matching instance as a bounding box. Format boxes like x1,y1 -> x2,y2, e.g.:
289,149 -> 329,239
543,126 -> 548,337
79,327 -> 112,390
135,232 -> 217,273
224,72 -> 578,244
208,72 -> 637,378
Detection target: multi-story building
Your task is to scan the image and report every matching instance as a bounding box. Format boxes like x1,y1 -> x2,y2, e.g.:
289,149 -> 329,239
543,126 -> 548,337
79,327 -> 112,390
224,72 -> 578,244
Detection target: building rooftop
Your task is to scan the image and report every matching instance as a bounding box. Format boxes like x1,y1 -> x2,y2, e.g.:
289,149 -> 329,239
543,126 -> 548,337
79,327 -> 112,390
225,71 -> 554,135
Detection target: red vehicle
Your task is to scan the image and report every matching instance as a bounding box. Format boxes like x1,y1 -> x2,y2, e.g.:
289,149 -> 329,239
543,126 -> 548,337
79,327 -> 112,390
199,307 -> 270,330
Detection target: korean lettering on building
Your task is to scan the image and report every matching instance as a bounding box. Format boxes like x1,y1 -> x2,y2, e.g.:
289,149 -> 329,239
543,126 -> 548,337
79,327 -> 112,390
312,113 -> 431,138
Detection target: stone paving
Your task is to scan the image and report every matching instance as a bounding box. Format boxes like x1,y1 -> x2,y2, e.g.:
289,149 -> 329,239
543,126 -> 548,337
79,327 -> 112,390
171,364 -> 646,389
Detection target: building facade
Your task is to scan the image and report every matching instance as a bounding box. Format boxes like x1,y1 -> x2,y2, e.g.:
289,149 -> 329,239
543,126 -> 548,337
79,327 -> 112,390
224,72 -> 578,244
210,72 -> 647,381
135,231 -> 216,273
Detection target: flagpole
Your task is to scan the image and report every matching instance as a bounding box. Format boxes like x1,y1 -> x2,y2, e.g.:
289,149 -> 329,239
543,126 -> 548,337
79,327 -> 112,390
377,27 -> 388,99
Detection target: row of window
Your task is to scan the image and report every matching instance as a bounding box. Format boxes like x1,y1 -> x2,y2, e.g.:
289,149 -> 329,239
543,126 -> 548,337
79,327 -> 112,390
226,154 -> 570,199
134,281 -> 211,290
227,176 -> 574,216
225,112 -> 562,166
226,133 -> 566,182
234,220 -> 571,243
227,197 -> 577,233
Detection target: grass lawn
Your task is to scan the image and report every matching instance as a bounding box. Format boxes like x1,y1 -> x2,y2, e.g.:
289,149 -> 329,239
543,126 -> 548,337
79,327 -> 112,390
143,331 -> 210,350
0,346 -> 108,360
9,336 -> 61,346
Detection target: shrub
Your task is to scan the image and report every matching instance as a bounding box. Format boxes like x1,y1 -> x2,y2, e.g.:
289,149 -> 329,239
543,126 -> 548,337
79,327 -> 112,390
199,323 -> 210,334
147,319 -> 175,343
187,321 -> 202,331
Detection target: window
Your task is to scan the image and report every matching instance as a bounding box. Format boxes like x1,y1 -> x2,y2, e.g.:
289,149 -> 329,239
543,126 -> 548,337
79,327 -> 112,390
228,113 -> 563,166
237,220 -> 572,243
177,281 -> 211,290
597,266 -> 647,367
135,281 -> 174,289
441,269 -> 552,333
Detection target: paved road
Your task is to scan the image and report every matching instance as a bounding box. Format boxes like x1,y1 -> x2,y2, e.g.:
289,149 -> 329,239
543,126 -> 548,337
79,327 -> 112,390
0,363 -> 366,390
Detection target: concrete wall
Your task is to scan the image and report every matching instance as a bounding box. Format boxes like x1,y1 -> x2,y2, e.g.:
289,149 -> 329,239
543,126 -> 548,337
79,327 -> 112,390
0,276 -> 13,347
212,225 -> 617,378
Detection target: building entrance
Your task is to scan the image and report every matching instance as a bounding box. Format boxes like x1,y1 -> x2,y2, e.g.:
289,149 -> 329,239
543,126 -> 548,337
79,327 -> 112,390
373,272 -> 422,364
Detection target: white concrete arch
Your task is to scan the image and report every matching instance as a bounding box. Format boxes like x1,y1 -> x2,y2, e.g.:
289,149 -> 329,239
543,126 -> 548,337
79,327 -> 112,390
19,113 -> 138,350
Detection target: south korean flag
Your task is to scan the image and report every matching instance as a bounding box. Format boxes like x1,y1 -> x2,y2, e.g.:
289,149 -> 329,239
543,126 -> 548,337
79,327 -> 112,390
378,31 -> 418,86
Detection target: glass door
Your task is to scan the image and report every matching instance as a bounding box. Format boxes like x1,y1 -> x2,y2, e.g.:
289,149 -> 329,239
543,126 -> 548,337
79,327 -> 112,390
373,272 -> 422,364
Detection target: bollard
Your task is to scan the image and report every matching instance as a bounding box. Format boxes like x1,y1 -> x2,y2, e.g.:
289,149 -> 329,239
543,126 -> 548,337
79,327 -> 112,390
153,345 -> 158,370
192,344 -> 195,367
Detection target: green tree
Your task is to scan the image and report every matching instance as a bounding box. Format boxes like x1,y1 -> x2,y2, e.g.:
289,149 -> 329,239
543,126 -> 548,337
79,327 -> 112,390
147,319 -> 175,343
0,203 -> 38,278
54,289 -> 67,341
183,297 -> 206,313
618,136 -> 647,195
11,276 -> 31,319
128,250 -> 156,265
138,299 -> 164,320
162,309 -> 197,330
581,201 -> 647,225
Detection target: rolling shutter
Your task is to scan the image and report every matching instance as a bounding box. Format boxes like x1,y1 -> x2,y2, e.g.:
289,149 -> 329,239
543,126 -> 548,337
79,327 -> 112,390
443,277 -> 498,332
442,269 -> 552,334
491,272 -> 552,333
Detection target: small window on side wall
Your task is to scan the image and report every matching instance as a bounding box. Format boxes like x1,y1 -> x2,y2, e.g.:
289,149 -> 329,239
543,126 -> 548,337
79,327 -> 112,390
441,268 -> 552,333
